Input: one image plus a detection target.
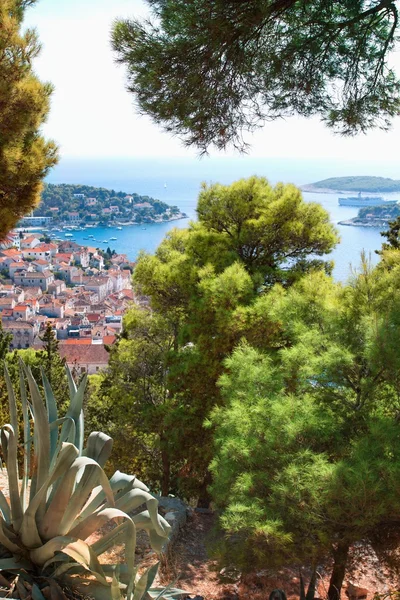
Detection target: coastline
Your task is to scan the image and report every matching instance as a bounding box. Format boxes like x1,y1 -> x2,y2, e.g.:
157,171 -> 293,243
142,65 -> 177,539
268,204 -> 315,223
16,213 -> 188,233
338,219 -> 388,228
302,185 -> 400,197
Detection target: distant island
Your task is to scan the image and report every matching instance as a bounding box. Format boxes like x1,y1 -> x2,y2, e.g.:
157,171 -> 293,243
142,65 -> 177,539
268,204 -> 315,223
23,183 -> 187,227
303,176 -> 400,193
339,204 -> 400,228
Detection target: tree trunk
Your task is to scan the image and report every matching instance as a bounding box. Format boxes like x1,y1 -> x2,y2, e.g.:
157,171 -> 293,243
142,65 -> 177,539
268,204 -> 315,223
197,471 -> 213,508
327,541 -> 350,600
160,442 -> 170,496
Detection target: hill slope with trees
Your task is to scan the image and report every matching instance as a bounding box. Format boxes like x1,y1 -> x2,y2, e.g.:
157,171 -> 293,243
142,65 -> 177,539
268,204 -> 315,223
305,176 -> 400,193
34,183 -> 185,225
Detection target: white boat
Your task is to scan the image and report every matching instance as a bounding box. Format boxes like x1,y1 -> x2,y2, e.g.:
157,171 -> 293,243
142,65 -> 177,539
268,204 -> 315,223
103,240 -> 108,243
117,227 -> 122,230
110,237 -> 117,240
338,194 -> 398,207
65,233 -> 73,237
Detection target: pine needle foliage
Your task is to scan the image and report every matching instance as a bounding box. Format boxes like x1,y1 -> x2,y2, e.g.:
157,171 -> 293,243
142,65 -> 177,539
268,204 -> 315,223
0,0 -> 58,238
112,0 -> 400,153
210,258 -> 400,600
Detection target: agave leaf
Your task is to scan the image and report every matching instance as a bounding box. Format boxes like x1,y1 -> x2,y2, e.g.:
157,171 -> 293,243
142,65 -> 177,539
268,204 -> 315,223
84,432 -> 113,468
41,369 -> 58,463
31,584 -> 46,600
20,443 -> 79,548
64,368 -> 86,454
30,535 -> 77,566
0,426 -> 23,531
46,578 -> 69,600
78,471 -> 138,523
53,417 -> 76,464
0,557 -> 31,570
69,508 -> 134,547
61,580 -> 116,600
0,519 -> 21,554
41,539 -> 107,585
60,459 -> 115,535
42,457 -> 114,539
25,367 -> 50,502
3,366 -> 18,442
90,522 -> 127,557
111,568 -> 122,600
132,562 -> 159,600
0,491 -> 11,523
102,565 -> 134,585
19,366 -> 30,512
148,588 -> 187,600
116,491 -> 170,539
76,409 -> 84,459
65,365 -> 77,396
127,512 -> 169,554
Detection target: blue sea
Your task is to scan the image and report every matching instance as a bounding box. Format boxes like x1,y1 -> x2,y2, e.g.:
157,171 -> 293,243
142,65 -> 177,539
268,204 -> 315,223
46,157 -> 400,282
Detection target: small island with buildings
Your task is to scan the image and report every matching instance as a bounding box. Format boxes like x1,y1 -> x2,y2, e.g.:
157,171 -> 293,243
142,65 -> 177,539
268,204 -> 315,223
19,183 -> 187,228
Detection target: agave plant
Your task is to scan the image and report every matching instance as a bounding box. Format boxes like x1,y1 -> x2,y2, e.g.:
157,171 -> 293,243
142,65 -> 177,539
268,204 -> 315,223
0,361 -> 185,600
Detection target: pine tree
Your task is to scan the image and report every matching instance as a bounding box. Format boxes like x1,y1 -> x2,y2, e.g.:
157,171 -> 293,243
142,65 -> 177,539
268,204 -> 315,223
0,320 -> 12,361
0,0 -> 58,238
38,323 -> 67,409
112,0 -> 400,152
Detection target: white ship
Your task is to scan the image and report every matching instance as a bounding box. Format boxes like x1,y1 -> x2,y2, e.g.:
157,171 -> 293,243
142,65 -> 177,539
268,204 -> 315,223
338,194 -> 398,207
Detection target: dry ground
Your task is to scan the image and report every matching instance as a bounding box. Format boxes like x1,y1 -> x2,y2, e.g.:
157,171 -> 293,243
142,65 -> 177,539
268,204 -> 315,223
1,472 -> 400,600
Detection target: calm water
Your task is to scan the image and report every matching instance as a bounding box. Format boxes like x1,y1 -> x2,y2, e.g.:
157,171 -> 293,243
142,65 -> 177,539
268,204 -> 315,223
47,157 -> 400,282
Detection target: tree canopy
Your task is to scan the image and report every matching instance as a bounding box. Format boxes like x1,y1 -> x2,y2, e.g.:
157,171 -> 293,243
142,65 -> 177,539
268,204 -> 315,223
0,0 -> 58,238
210,254 -> 400,599
112,0 -> 400,152
95,177 -> 338,500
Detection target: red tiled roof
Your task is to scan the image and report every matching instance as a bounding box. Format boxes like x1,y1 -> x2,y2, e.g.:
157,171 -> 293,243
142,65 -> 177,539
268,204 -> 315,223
59,344 -> 110,365
87,313 -> 100,322
1,249 -> 21,257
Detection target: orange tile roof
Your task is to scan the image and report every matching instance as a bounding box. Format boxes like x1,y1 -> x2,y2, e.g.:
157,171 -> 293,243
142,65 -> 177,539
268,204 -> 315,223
59,344 -> 110,364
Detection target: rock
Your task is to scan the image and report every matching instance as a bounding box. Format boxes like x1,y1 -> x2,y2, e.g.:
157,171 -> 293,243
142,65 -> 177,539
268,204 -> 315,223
345,582 -> 370,600
158,496 -> 189,551
164,511 -> 177,523
194,507 -> 213,515
219,566 -> 241,583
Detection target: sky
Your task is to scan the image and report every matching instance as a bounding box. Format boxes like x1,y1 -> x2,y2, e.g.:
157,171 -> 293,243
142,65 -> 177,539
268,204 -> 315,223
23,0 -> 400,164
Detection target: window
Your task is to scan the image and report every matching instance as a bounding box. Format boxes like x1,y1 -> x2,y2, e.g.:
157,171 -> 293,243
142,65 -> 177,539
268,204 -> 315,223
81,367 -> 86,373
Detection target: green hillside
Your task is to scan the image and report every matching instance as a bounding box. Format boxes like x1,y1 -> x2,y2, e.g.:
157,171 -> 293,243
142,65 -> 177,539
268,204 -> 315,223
309,176 -> 400,192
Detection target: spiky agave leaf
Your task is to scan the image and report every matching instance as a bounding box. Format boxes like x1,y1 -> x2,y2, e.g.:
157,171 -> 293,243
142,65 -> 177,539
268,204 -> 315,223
0,361 -> 183,600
